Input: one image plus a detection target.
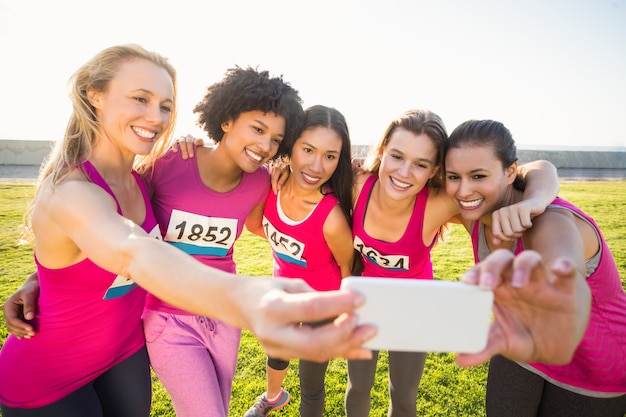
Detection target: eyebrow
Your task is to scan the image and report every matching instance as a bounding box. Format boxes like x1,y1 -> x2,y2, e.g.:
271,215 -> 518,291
446,168 -> 486,175
253,119 -> 284,138
302,141 -> 340,154
133,88 -> 173,104
388,147 -> 434,164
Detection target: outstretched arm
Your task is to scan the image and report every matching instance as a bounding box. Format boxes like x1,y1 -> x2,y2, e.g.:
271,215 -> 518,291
25,179 -> 377,362
457,210 -> 591,367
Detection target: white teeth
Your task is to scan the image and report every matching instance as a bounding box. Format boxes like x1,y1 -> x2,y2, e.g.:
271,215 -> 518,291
459,199 -> 482,208
302,172 -> 320,183
132,127 -> 156,139
390,177 -> 411,189
246,149 -> 263,162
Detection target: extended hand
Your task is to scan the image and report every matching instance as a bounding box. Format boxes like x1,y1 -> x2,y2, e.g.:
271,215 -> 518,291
456,249 -> 590,367
234,277 -> 376,362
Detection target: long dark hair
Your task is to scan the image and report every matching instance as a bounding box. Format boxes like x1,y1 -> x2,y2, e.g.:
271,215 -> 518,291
288,105 -> 354,224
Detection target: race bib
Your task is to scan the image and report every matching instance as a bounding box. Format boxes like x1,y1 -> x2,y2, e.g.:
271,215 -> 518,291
103,224 -> 162,299
164,209 -> 237,257
263,217 -> 307,267
354,236 -> 409,271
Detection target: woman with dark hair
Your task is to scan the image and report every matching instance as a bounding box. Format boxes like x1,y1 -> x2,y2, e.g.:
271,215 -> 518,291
244,105 -> 356,417
446,119 -> 626,417
141,66 -> 305,417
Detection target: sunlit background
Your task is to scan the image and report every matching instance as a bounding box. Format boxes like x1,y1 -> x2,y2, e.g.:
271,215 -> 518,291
1,0 -> 625,149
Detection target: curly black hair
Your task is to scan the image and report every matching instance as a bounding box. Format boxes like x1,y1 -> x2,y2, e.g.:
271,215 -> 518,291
193,66 -> 305,158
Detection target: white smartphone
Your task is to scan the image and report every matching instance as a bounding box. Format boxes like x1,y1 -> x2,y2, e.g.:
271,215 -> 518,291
341,277 -> 494,353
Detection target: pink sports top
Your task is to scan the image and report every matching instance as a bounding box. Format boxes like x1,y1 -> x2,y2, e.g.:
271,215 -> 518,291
352,175 -> 435,279
142,149 -> 270,315
470,197 -> 626,396
0,161 -> 160,408
262,189 -> 342,291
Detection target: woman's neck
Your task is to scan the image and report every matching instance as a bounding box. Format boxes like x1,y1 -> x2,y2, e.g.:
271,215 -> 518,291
198,145 -> 244,192
371,178 -> 416,216
88,143 -> 135,187
281,177 -> 323,204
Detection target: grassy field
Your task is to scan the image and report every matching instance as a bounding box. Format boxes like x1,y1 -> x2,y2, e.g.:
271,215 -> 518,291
1,181 -> 625,416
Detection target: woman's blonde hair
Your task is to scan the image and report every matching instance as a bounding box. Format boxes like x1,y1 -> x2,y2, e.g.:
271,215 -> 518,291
23,44 -> 178,235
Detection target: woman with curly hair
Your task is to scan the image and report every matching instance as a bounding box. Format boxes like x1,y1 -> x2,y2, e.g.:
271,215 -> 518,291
141,65 -> 306,417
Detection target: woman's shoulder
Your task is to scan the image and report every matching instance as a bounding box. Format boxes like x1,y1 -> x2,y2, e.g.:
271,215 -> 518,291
354,171 -> 374,185
354,172 -> 375,195
244,164 -> 270,185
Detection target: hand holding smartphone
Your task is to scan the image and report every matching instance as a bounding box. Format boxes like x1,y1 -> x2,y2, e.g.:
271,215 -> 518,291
341,277 -> 493,353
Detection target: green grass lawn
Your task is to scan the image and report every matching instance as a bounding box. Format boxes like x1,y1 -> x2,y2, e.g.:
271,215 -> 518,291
1,181 -> 625,416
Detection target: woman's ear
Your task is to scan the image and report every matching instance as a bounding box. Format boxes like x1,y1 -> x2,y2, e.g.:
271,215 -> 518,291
221,120 -> 232,133
506,161 -> 518,185
87,88 -> 102,108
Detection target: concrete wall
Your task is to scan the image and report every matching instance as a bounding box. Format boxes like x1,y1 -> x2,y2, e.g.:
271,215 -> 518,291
0,140 -> 55,165
350,144 -> 626,169
515,149 -> 625,169
1,139 -> 625,169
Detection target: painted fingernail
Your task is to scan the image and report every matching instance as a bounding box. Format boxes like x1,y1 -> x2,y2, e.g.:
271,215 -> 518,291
512,270 -> 525,287
480,272 -> 495,288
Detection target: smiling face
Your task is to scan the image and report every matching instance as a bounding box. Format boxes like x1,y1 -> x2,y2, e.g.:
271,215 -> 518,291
89,58 -> 174,157
288,126 -> 343,192
445,144 -> 517,222
220,110 -> 286,173
377,127 -> 439,201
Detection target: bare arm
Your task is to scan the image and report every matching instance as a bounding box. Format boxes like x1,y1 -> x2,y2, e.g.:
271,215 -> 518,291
30,179 -> 376,361
456,209 -> 591,367
323,205 -> 355,278
245,200 -> 267,238
426,161 -> 558,243
491,160 -> 559,243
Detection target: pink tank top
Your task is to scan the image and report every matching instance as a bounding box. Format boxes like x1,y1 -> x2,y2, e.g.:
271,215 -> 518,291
0,161 -> 160,408
262,189 -> 342,291
470,197 -> 626,395
142,150 -> 270,315
352,175 -> 435,279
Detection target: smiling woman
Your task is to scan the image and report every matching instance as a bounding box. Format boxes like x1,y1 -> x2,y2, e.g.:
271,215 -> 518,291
445,119 -> 626,417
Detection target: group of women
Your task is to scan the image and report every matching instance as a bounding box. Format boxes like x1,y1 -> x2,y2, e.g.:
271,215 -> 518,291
0,43 -> 623,417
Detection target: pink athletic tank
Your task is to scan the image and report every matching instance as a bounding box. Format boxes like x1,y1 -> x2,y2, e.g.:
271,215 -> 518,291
0,161 -> 160,407
142,150 -> 270,315
262,189 -> 342,291
352,175 -> 435,279
470,197 -> 626,395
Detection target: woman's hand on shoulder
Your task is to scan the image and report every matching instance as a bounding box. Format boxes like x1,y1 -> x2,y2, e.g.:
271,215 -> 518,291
268,157 -> 290,194
170,134 -> 204,159
490,199 -> 547,244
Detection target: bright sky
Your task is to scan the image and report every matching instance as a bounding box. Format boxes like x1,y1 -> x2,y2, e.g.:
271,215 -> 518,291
1,0 -> 625,149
